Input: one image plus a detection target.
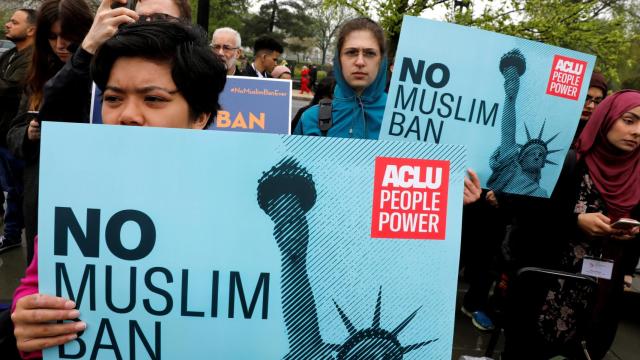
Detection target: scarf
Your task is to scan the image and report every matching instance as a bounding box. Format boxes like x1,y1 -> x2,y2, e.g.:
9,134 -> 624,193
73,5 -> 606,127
575,90 -> 640,220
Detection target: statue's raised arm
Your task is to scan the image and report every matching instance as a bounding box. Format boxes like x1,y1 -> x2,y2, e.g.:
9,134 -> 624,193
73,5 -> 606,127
499,49 -> 526,150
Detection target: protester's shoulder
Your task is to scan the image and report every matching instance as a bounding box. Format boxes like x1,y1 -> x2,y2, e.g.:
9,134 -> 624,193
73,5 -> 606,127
295,104 -> 321,135
0,47 -> 12,62
0,47 -> 16,69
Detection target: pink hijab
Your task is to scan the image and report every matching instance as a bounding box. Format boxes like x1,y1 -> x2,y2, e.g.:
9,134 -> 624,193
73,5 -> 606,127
575,90 -> 640,221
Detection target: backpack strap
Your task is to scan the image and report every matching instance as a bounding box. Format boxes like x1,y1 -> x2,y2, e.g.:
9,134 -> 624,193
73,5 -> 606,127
317,98 -> 333,137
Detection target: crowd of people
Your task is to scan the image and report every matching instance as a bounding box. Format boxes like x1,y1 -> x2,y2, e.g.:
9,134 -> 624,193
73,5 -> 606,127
0,0 -> 638,359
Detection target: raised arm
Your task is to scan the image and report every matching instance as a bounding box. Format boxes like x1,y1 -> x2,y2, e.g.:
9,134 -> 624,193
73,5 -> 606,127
498,50 -> 526,149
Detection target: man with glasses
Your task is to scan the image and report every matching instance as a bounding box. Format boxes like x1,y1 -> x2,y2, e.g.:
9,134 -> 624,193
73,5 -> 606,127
211,27 -> 243,76
244,35 -> 283,78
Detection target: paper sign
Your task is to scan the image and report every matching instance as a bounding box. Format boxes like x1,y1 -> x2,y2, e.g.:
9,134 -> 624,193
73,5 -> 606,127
40,122 -> 465,359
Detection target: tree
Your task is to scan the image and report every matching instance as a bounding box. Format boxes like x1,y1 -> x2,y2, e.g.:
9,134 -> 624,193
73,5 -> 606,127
451,0 -> 640,86
322,0 -> 639,87
188,0 -> 249,34
208,0 -> 249,33
305,0 -> 355,64
241,0 -> 314,48
323,0 -> 450,56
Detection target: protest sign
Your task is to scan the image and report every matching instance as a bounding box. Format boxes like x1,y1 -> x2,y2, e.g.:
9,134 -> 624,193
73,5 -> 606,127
40,122 -> 464,359
381,16 -> 596,197
209,76 -> 291,134
91,76 -> 292,134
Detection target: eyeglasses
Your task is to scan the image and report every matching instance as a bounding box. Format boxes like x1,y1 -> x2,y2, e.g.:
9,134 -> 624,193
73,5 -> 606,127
138,13 -> 180,22
211,44 -> 239,52
585,94 -> 603,105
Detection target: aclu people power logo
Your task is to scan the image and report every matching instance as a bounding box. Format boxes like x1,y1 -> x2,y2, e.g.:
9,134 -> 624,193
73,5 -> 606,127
546,55 -> 587,100
371,157 -> 449,240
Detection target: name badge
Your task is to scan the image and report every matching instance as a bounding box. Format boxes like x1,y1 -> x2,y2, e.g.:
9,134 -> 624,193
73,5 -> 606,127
581,257 -> 614,280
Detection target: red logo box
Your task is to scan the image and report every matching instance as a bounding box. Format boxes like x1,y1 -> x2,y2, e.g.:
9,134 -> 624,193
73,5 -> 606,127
546,55 -> 587,100
371,157 -> 449,240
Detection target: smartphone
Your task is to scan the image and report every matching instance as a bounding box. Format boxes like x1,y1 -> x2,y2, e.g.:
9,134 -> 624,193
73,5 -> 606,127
26,110 -> 40,124
611,218 -> 640,230
111,0 -> 131,9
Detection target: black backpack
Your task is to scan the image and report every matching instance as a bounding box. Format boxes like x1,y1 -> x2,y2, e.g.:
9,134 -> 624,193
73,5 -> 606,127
317,98 -> 332,136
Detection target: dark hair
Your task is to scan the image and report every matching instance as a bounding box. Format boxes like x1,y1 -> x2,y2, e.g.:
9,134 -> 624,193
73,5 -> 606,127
17,8 -> 37,25
253,36 -> 283,55
336,18 -> 386,56
92,21 -> 226,127
27,0 -> 92,110
132,0 -> 192,21
310,76 -> 335,105
590,72 -> 608,98
59,0 -> 93,45
27,0 -> 63,110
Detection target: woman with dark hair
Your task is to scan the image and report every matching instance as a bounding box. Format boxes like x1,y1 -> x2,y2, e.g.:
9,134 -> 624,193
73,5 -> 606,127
573,71 -> 608,146
24,0 -> 68,110
291,18 -> 482,204
6,0 -> 93,264
293,17 -> 387,139
10,20 -> 227,359
503,90 -> 640,359
58,0 -> 93,45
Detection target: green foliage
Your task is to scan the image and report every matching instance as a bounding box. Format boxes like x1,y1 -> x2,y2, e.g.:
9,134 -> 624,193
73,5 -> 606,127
207,0 -> 249,33
0,9 -> 12,38
323,0 -> 639,89
189,0 -> 249,36
451,0 -> 639,87
323,0 -> 450,55
305,0 -> 356,64
241,0 -> 315,49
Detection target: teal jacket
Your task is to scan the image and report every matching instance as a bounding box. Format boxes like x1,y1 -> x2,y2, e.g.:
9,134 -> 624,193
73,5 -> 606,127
293,53 -> 387,139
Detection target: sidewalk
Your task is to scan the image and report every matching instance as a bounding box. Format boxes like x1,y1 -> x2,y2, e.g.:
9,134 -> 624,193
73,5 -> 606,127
292,91 -> 313,101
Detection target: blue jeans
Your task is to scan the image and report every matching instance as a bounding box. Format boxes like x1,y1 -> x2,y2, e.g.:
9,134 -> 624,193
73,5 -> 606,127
0,147 -> 24,240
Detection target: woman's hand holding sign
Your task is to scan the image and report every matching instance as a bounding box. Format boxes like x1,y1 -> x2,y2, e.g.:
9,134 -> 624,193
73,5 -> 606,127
463,169 -> 482,205
12,294 -> 86,353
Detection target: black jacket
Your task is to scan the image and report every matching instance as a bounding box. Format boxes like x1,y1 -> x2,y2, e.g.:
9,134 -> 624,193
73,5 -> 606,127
242,63 -> 270,78
0,45 -> 33,146
38,47 -> 93,123
5,47 -> 92,263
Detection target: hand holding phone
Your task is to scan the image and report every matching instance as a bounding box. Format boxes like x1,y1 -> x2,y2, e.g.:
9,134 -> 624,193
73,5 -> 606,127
83,0 -> 137,54
27,110 -> 39,123
110,0 -> 129,9
611,218 -> 640,230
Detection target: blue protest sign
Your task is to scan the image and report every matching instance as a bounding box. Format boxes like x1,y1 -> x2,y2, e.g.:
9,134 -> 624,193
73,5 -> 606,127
40,122 -> 464,359
91,76 -> 292,134
381,16 -> 596,197
210,76 -> 292,134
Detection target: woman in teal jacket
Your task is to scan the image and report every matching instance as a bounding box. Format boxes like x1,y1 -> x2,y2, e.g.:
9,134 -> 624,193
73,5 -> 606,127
294,17 -> 483,204
294,18 -> 387,139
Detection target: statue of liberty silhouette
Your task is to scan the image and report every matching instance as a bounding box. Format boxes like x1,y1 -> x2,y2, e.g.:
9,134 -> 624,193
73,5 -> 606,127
487,49 -> 561,197
258,158 -> 438,359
